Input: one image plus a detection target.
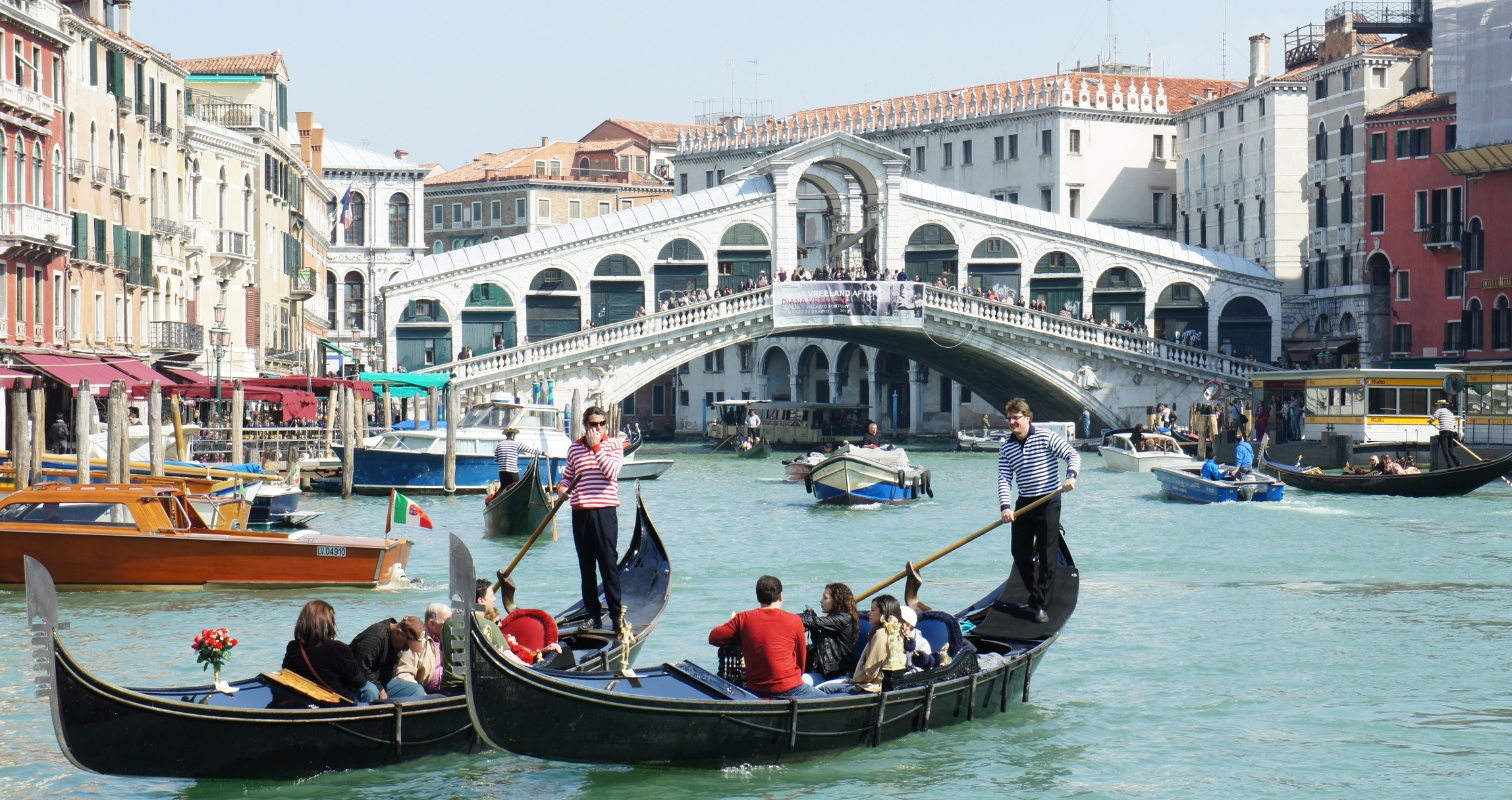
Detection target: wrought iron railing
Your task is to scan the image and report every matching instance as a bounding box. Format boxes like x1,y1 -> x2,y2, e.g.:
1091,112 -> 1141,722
91,166 -> 108,184
149,320 -> 204,352
1422,221 -> 1463,247
292,267 -> 317,297
68,158 -> 86,177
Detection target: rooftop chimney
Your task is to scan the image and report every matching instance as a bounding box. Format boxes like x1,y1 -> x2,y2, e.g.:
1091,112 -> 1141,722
394,149 -> 409,162
541,136 -> 550,147
117,0 -> 131,37
1249,34 -> 1271,87
1205,87 -> 1217,100
296,111 -> 314,167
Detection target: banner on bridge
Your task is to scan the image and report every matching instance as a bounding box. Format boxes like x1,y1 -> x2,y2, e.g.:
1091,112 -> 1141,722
772,281 -> 924,329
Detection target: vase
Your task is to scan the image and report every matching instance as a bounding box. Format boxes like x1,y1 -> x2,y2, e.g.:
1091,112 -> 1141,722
213,664 -> 238,694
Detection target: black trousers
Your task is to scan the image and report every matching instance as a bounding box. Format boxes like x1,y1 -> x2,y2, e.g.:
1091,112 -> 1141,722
571,507 -> 621,625
1437,431 -> 1462,467
498,470 -> 518,488
1010,493 -> 1061,611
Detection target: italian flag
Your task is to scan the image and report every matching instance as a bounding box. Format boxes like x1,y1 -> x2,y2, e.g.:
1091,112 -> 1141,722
391,492 -> 434,529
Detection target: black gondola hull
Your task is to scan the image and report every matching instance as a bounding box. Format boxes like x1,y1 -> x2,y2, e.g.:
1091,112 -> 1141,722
1263,453 -> 1512,496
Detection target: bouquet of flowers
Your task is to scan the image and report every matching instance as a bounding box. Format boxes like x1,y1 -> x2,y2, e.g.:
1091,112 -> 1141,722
192,628 -> 239,693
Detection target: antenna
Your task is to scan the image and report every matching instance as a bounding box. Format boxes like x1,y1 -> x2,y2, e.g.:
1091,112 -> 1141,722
1106,0 -> 1113,70
749,60 -> 762,114
726,59 -> 735,101
1221,0 -> 1229,80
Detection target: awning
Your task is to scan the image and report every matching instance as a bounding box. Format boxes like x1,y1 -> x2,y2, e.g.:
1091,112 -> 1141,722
130,381 -> 319,422
102,357 -> 184,387
0,367 -> 35,388
17,354 -> 140,396
321,340 -> 355,358
243,376 -> 374,400
360,371 -> 450,399
159,366 -> 209,384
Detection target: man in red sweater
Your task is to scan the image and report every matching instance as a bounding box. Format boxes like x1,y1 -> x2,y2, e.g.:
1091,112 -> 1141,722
708,575 -> 825,699
557,406 -> 624,632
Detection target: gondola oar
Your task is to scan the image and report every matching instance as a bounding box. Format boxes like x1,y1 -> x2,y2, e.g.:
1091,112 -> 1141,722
1455,440 -> 1512,488
709,434 -> 736,453
493,474 -> 580,612
857,485 -> 1069,601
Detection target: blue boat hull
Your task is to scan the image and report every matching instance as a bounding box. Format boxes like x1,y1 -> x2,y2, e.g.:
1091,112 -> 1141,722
808,454 -> 925,506
248,489 -> 302,524
319,447 -> 565,494
811,479 -> 916,505
1154,468 -> 1285,503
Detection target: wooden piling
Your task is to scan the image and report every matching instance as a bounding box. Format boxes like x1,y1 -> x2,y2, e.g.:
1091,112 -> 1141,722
444,385 -> 458,493
170,395 -> 186,461
341,385 -> 355,499
28,382 -> 44,486
106,380 -> 127,484
324,388 -> 337,457
231,380 -> 245,465
148,381 -> 164,476
74,379 -> 91,485
378,385 -> 392,430
427,386 -> 440,432
10,378 -> 28,490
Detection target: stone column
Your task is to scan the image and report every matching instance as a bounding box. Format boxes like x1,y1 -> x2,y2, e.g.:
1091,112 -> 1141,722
755,369 -> 768,401
827,367 -> 842,403
868,349 -> 885,428
790,370 -> 803,404
949,377 -> 961,433
909,362 -> 925,433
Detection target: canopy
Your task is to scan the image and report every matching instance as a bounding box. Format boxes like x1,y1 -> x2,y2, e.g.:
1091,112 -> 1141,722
0,367 -> 34,388
242,376 -> 374,400
130,382 -> 319,422
360,372 -> 450,399
17,354 -> 141,396
159,366 -> 209,384
102,357 -> 182,387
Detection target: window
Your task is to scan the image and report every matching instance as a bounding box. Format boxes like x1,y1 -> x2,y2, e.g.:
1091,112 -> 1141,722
679,389 -> 689,407
598,201 -> 610,215
1370,132 -> 1386,161
961,139 -> 972,165
1374,67 -> 1387,88
1040,129 -> 1052,155
914,147 -> 925,171
548,160 -> 561,177
1341,68 -> 1353,91
1370,194 -> 1385,233
1396,270 -> 1410,300
1315,184 -> 1328,228
1444,321 -> 1462,353
705,170 -> 713,188
1069,188 -> 1080,218
432,204 -> 442,226
1200,211 -> 1208,247
1152,135 -> 1164,159
1412,127 -> 1431,157
1237,103 -> 1245,123
716,169 -> 725,183
942,142 -> 953,167
1415,191 -> 1428,229
1183,120 -> 1191,139
620,394 -> 636,416
1341,252 -> 1353,285
69,285 -> 79,339
1315,252 -> 1329,288
1008,134 -> 1019,160
1340,181 -> 1353,224
1493,296 -> 1511,350
1258,200 -> 1266,238
1395,129 -> 1410,159
1007,192 -> 1018,204
993,136 -> 1004,160
1468,298 -> 1484,350
491,199 -> 501,222
1446,267 -> 1463,298
703,350 -> 724,373
1218,111 -> 1225,129
1392,324 -> 1412,354
618,155 -> 631,172
1152,192 -> 1165,224
1040,188 -> 1052,211
679,173 -> 687,194
423,338 -> 437,365
451,203 -> 462,225
515,198 -> 526,221
470,200 -> 481,224
1200,115 -> 1208,134
1316,122 -> 1328,161
1068,129 -> 1081,154
1315,77 -> 1328,99
620,199 -> 633,210
1446,124 -> 1458,151
1200,154 -> 1207,188
389,193 -> 410,245
568,200 -> 581,219
1467,218 -> 1485,271
1183,213 -> 1191,244
537,198 -> 549,219
635,156 -> 646,173
1218,207 -> 1226,245
1238,143 -> 1245,178
1237,203 -> 1245,241
1340,116 -> 1353,155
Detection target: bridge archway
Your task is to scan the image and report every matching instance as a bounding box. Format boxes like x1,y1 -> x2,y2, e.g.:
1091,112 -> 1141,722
462,283 -> 516,354
1154,282 -> 1207,346
968,237 -> 1021,298
1031,251 -> 1082,316
1217,296 -> 1273,362
590,254 -> 644,326
905,223 -> 958,285
718,223 -> 770,290
396,298 -> 452,371
762,346 -> 792,401
653,238 -> 707,307
1092,266 -> 1145,325
797,344 -> 830,402
526,267 -> 580,341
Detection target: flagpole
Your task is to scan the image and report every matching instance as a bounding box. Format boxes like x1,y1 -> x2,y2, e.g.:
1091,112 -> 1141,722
385,488 -> 395,542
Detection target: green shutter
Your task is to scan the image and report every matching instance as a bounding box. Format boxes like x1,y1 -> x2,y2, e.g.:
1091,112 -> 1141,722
141,234 -> 153,284
134,61 -> 144,107
72,212 -> 88,258
88,41 -> 97,86
93,218 -> 106,263
112,224 -> 126,269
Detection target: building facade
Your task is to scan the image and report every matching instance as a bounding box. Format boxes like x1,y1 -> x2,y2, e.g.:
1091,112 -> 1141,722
579,118 -> 707,181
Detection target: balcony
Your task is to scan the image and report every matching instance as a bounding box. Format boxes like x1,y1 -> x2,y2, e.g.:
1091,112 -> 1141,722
216,229 -> 254,259
115,93 -> 133,117
91,166 -> 108,185
68,158 -> 85,178
291,266 -> 317,300
0,80 -> 56,124
1312,162 -> 1327,183
124,256 -> 148,286
1422,222 -> 1463,249
152,217 -> 193,238
188,102 -> 277,132
0,203 -> 71,253
149,119 -> 172,139
1252,174 -> 1266,194
149,320 -> 204,353
110,172 -> 128,192
1212,185 -> 1226,203
1195,189 -> 1207,206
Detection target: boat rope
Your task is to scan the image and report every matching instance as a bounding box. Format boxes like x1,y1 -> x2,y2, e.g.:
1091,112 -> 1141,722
324,720 -> 474,748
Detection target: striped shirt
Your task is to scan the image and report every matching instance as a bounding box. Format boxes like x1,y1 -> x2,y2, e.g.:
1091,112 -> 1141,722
998,425 -> 1080,508
494,438 -> 521,473
558,437 -> 624,509
1431,407 -> 1458,432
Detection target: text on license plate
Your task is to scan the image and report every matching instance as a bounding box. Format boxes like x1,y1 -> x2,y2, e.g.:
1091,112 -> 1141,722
316,546 -> 347,558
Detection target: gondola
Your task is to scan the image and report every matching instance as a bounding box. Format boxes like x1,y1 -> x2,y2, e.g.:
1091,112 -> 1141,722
482,458 -> 553,537
466,534 -> 1078,767
736,438 -> 772,459
26,493 -> 672,781
622,426 -> 644,457
1263,452 -> 1512,497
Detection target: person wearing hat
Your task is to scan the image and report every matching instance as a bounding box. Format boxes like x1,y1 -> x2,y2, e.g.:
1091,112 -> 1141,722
494,427 -> 523,488
1431,398 -> 1462,468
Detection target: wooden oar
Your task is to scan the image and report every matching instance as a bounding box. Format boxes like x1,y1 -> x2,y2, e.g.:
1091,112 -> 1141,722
1454,440 -> 1512,487
710,434 -> 737,453
857,486 -> 1069,601
493,474 -> 580,597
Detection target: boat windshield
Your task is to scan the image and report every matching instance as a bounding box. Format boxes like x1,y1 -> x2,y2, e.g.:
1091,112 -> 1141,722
461,405 -> 560,429
0,501 -> 137,527
375,434 -> 439,451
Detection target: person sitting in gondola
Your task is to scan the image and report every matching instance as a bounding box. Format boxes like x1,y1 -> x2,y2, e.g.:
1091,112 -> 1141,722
1365,455 -> 1382,474
1382,454 -> 1405,475
822,595 -> 907,694
440,579 -> 509,691
389,603 -> 451,700
349,616 -> 425,703
899,605 -> 933,673
280,599 -> 368,703
708,575 -> 825,699
797,582 -> 859,687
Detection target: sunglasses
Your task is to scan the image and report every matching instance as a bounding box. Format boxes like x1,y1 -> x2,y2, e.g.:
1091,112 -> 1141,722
585,420 -> 608,428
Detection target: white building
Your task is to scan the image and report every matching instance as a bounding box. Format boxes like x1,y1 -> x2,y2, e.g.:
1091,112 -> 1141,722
1173,34 -> 1312,362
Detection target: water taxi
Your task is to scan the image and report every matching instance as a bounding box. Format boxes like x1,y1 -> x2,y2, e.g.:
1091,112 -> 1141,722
806,444 -> 932,505
708,401 -> 870,447
1099,432 -> 1197,472
1249,368 -> 1458,445
1152,464 -> 1285,503
957,421 -> 1076,452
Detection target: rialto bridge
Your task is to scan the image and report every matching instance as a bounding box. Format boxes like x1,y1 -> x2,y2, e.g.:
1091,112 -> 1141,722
384,132 -> 1281,426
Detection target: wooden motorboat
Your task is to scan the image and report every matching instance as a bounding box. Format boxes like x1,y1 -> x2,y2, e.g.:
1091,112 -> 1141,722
807,444 -> 932,504
1098,432 -> 1196,473
735,438 -> 772,458
26,494 -> 672,780
1262,452 -> 1512,497
0,483 -> 410,589
782,451 -> 827,482
466,533 -> 1078,767
482,459 -> 552,537
1152,464 -> 1285,503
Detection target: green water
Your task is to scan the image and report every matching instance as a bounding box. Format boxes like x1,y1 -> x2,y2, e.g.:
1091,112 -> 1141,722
2,445 -> 1511,798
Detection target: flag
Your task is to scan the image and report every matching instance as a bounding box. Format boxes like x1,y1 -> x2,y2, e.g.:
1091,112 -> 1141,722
339,185 -> 353,226
391,492 -> 433,529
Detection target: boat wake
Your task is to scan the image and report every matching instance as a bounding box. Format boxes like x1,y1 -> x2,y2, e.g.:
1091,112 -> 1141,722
721,763 -> 787,778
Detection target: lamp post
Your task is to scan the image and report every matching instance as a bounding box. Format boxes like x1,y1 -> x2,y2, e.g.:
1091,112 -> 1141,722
210,300 -> 229,402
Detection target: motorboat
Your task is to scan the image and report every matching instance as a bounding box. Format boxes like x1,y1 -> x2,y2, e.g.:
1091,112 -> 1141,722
958,421 -> 1077,452
1152,464 -> 1285,503
619,457 -> 674,480
1098,432 -> 1197,473
0,483 -> 410,588
806,444 -> 932,505
782,450 -> 829,482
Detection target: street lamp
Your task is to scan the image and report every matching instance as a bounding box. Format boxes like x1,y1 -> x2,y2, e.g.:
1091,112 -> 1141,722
210,300 -> 229,402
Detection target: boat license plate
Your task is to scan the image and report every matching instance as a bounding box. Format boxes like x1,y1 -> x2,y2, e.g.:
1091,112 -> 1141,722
316,546 -> 347,558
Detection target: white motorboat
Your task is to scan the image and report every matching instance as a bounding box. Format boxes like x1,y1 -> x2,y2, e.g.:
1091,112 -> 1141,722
807,444 -> 932,505
1098,432 -> 1196,472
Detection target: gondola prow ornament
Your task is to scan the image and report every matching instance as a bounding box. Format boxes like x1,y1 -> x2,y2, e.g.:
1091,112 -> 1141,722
616,606 -> 638,679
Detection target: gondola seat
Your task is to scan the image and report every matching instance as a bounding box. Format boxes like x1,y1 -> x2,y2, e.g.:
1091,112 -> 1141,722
852,618 -> 873,666
499,608 -> 559,664
915,611 -> 964,661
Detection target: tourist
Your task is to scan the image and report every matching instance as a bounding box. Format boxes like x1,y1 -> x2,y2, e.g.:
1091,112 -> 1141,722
1367,455 -> 1382,473
1080,408 -> 1092,440
557,405 -> 626,632
824,594 -> 907,694
1431,399 -> 1462,467
861,421 -> 881,447
280,600 -> 368,702
1130,423 -> 1146,450
349,616 -> 424,703
1201,451 -> 1223,481
798,582 -> 859,686
389,604 -> 450,699
997,398 -> 1079,624
708,575 -> 823,698
899,605 -> 933,671
441,580 -> 506,689
1382,453 -> 1405,475
494,426 -> 522,488
457,345 -> 474,361
634,306 -> 646,317
47,416 -> 69,454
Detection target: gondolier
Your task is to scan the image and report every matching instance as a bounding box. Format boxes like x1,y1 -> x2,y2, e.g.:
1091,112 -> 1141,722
494,427 -> 522,488
998,398 -> 1079,624
557,406 -> 626,632
745,409 -> 762,442
1431,399 -> 1462,468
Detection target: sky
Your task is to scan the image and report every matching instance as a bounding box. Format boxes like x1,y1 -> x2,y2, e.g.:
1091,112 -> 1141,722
135,0 -> 1331,169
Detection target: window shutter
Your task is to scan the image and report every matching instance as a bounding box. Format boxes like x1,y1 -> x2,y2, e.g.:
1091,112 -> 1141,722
246,286 -> 260,349
141,233 -> 152,284
93,217 -> 105,263
72,212 -> 87,258
112,224 -> 126,268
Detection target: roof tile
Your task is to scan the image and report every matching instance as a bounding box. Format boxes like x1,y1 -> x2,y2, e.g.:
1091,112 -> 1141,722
178,52 -> 285,76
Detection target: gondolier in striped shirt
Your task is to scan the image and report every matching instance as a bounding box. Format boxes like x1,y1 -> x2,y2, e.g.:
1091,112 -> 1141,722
1431,399 -> 1462,468
557,406 -> 626,632
494,427 -> 522,488
998,398 -> 1079,624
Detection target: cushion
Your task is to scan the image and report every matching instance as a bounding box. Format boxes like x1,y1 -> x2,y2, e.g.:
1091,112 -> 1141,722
852,617 -> 873,666
498,608 -> 558,655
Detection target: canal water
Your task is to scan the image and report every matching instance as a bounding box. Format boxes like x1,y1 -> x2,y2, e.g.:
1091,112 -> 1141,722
2,444 -> 1511,798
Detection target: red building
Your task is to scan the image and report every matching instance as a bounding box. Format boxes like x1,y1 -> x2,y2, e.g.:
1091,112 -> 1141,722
0,3 -> 70,355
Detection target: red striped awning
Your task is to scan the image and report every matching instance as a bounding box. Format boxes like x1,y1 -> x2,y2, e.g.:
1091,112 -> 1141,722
17,354 -> 140,396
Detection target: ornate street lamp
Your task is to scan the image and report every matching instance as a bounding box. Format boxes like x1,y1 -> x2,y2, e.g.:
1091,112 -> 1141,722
211,300 -> 229,402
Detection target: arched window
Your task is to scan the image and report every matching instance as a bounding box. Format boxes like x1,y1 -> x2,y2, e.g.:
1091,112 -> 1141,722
432,240 -> 443,254
1340,115 -> 1353,155
67,112 -> 74,164
88,121 -> 96,168
51,146 -> 61,211
217,166 -> 226,228
1034,251 -> 1079,273
1200,154 -> 1207,188
720,223 -> 769,247
1467,218 -> 1485,271
15,135 -> 24,205
342,270 -> 365,330
190,159 -> 200,219
387,193 -> 410,246
1468,297 -> 1484,350
243,175 -> 252,232
594,254 -> 641,276
1218,150 -> 1224,184
657,239 -> 705,261
1340,312 -> 1355,335
345,192 -> 365,246
530,268 -> 578,292
1183,159 -> 1190,192
31,142 -> 41,205
1316,314 -> 1331,336
577,157 -> 590,177
1238,143 -> 1245,179
1493,295 -> 1511,350
1316,122 -> 1328,161
326,271 -> 338,327
1218,207 -> 1226,245
135,139 -> 143,194
1259,199 -> 1267,238
1259,138 -> 1266,173
970,238 -> 1018,259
